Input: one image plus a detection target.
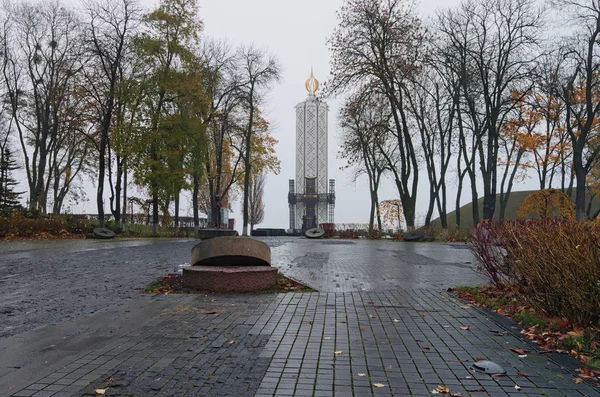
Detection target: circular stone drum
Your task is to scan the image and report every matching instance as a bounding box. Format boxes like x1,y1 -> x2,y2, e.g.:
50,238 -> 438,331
93,228 -> 116,239
184,236 -> 276,292
304,228 -> 325,239
190,236 -> 271,267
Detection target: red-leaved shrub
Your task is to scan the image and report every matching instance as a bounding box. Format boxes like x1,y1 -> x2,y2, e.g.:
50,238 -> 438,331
0,213 -> 68,238
470,219 -> 600,325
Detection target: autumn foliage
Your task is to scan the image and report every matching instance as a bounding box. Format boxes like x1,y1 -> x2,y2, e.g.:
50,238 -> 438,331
517,189 -> 575,220
471,219 -> 600,325
0,213 -> 67,238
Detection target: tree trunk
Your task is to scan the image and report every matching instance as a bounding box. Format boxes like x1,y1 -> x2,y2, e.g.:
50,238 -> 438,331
455,179 -> 462,230
586,192 -> 595,218
114,159 -> 122,230
368,190 -> 376,235
122,164 -> 127,228
174,190 -> 180,232
574,150 -> 586,221
242,92 -> 255,237
152,192 -> 159,235
97,137 -> 106,228
424,182 -> 435,227
193,174 -> 200,233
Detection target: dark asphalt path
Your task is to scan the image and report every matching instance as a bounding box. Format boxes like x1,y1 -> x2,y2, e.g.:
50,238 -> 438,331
0,238 -> 478,338
0,238 -> 196,338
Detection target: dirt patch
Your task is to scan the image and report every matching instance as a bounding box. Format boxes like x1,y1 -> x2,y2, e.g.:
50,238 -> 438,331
145,272 -> 316,294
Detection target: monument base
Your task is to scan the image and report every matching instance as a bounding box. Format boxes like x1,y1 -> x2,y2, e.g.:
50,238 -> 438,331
182,266 -> 277,293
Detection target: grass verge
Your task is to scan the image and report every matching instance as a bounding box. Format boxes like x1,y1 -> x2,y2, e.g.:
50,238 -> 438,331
451,285 -> 600,377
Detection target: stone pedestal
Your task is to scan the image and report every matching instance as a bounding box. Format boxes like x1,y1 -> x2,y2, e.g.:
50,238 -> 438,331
183,236 -> 276,292
182,266 -> 277,293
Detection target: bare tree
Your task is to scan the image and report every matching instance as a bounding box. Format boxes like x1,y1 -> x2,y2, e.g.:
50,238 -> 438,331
83,0 -> 141,228
437,0 -> 544,220
238,45 -> 280,236
247,170 -> 265,232
198,40 -> 244,230
2,1 -> 85,213
551,0 -> 600,220
327,0 -> 426,230
405,62 -> 458,231
339,83 -> 389,235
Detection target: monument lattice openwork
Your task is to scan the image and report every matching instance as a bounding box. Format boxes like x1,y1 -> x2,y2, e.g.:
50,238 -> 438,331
288,69 -> 335,232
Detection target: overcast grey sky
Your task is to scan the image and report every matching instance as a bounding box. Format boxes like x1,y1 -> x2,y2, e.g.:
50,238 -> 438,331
196,0 -> 465,229
49,0 -> 542,230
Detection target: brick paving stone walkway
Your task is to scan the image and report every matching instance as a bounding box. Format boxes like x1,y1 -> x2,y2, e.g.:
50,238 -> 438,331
1,238 -> 599,396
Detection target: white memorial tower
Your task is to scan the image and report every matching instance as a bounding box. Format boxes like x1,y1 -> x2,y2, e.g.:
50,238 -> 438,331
288,69 -> 335,232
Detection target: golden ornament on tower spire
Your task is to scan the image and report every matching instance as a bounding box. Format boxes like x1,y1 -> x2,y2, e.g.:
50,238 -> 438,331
305,68 -> 319,96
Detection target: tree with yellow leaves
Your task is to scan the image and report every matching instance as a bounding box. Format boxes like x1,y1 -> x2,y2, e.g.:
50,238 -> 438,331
378,199 -> 403,231
518,189 -> 575,220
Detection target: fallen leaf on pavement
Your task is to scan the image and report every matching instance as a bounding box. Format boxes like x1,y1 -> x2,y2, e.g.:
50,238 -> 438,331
510,347 -> 526,355
95,390 -> 106,396
460,325 -> 471,331
514,385 -> 521,390
334,351 -> 343,355
460,305 -> 471,309
517,371 -> 528,377
373,383 -> 385,387
518,354 -> 527,358
385,365 -> 392,370
421,346 -> 431,350
451,393 -> 464,397
228,340 -> 236,345
574,377 -> 584,384
578,367 -> 597,379
393,319 -> 400,323
437,385 -> 450,393
467,388 -> 485,392
357,373 -> 366,377
476,357 -> 486,361
324,337 -> 331,340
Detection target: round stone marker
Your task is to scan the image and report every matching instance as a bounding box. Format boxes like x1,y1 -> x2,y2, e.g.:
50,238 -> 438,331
191,236 -> 271,267
403,231 -> 425,242
92,228 -> 115,239
471,360 -> 506,375
305,228 -> 325,239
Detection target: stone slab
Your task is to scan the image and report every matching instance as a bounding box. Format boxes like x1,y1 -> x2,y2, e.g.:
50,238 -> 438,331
191,236 -> 271,266
182,265 -> 277,292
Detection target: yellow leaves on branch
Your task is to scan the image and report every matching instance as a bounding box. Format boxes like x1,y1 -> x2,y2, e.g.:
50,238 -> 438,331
378,199 -> 403,229
518,189 -> 575,220
250,109 -> 281,176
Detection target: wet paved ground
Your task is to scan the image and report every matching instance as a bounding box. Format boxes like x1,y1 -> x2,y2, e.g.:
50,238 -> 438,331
0,237 -> 597,396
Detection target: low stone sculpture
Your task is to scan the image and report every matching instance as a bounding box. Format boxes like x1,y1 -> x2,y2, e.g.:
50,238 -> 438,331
182,237 -> 277,293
